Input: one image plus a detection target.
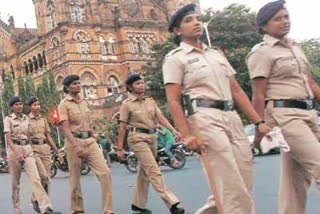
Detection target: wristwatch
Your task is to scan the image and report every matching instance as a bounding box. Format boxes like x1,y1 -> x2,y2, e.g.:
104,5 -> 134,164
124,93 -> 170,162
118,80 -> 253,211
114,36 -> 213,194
254,120 -> 265,127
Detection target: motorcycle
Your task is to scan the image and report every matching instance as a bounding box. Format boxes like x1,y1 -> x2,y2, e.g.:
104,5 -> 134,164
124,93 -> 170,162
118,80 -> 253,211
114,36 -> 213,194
50,148 -> 91,178
124,144 -> 186,173
0,157 -> 9,173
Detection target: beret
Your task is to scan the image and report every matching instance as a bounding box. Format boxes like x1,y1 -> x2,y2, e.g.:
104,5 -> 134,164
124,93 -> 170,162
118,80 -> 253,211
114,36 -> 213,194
168,3 -> 197,32
8,96 -> 21,107
125,74 -> 142,85
27,96 -> 39,106
63,75 -> 80,86
256,0 -> 286,26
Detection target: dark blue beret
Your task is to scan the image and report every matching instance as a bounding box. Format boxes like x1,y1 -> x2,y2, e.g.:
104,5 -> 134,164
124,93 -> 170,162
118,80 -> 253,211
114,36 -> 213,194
8,96 -> 21,107
27,96 -> 39,106
168,3 -> 197,32
125,74 -> 142,85
63,75 -> 80,86
256,0 -> 286,26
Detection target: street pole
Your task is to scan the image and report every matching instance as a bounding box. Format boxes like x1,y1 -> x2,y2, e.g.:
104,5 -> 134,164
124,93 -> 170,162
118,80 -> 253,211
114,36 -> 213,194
56,126 -> 61,148
203,15 -> 218,48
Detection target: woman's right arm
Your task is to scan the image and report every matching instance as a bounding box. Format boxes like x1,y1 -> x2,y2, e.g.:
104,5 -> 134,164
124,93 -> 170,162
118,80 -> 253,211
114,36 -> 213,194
165,83 -> 200,150
60,120 -> 84,157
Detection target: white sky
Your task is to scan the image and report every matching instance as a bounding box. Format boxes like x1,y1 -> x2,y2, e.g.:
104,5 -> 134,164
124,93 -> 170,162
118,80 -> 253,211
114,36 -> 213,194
0,0 -> 319,40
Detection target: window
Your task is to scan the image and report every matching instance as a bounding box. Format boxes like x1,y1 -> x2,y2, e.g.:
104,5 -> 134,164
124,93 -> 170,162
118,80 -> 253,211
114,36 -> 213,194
80,72 -> 97,99
52,37 -> 61,60
74,30 -> 91,54
70,1 -> 86,23
10,65 -> 15,79
107,75 -> 120,96
24,62 -> 29,74
38,54 -> 44,68
47,3 -> 57,31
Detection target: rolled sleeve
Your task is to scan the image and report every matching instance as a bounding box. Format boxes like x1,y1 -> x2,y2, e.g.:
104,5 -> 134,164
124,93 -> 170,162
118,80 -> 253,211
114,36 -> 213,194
247,51 -> 272,79
119,103 -> 130,123
58,102 -> 68,123
162,57 -> 184,85
4,117 -> 11,133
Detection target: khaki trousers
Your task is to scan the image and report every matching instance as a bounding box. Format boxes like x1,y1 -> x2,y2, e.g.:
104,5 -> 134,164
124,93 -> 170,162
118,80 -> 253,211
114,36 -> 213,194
66,137 -> 113,214
31,144 -> 51,202
265,102 -> 320,214
128,132 -> 180,209
8,144 -> 52,214
189,108 -> 255,214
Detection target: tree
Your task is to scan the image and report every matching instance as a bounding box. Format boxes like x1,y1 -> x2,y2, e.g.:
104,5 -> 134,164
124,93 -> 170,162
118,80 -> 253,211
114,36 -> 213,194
301,39 -> 320,84
25,75 -> 36,98
1,74 -> 15,116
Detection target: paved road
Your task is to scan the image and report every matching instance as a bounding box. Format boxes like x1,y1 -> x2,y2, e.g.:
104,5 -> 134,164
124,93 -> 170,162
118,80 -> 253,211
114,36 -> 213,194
1,154 -> 320,214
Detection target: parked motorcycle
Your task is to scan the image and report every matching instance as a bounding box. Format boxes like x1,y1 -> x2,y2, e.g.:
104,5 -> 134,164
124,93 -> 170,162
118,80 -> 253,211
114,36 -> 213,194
0,157 -> 9,173
50,148 -> 91,178
124,144 -> 186,173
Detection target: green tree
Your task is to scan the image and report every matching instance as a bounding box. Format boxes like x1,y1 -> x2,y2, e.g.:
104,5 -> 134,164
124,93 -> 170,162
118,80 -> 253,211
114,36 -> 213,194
1,74 -> 15,116
301,39 -> 320,83
25,75 -> 36,98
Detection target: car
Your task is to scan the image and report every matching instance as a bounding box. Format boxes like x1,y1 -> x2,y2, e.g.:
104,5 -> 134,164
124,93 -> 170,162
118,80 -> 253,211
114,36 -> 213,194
244,124 -> 280,156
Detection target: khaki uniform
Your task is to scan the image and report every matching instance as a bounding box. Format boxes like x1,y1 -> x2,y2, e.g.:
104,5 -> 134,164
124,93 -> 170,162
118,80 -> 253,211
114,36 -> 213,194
29,113 -> 52,200
247,34 -> 319,214
119,95 -> 180,208
162,42 -> 255,214
58,94 -> 113,214
4,113 -> 53,214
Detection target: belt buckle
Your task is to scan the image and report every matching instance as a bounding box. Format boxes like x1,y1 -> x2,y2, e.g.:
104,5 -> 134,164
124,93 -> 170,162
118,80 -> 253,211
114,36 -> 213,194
224,100 -> 234,111
21,140 -> 27,146
304,100 -> 313,110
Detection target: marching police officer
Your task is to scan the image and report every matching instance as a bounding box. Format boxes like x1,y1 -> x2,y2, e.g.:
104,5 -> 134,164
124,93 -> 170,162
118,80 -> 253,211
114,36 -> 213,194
4,96 -> 60,214
247,1 -> 320,213
28,96 -> 63,212
58,75 -> 114,214
162,4 -> 271,214
117,74 -> 185,214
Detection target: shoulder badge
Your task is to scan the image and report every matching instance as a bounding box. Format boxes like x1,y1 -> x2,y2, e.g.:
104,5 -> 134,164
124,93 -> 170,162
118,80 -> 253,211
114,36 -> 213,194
250,42 -> 266,53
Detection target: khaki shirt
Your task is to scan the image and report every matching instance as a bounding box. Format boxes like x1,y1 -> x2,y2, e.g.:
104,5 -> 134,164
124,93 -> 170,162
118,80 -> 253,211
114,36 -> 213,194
247,34 -> 313,100
29,113 -> 50,140
119,94 -> 161,129
162,42 -> 236,101
4,113 -> 29,140
58,94 -> 92,132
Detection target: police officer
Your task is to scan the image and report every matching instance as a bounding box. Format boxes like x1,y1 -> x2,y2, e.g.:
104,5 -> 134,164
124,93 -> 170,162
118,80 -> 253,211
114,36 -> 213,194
162,4 -> 271,214
28,96 -> 63,212
58,75 -> 114,214
117,74 -> 185,214
247,1 -> 320,213
4,96 -> 60,214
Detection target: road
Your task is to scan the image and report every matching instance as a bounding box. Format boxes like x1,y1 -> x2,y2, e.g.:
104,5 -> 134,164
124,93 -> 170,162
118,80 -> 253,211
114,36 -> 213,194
0,154 -> 320,214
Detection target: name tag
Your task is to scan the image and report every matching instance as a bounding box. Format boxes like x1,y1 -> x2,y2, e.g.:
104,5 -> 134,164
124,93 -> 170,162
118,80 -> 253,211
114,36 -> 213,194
187,58 -> 200,64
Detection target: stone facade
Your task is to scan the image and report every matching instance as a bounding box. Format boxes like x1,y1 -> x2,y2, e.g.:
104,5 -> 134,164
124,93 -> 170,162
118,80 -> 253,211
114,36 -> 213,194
0,0 -> 199,117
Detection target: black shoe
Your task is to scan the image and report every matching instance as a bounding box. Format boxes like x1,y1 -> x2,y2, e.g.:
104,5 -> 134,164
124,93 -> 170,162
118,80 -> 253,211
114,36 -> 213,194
131,204 -> 152,214
31,200 -> 41,213
170,204 -> 185,214
42,208 -> 61,214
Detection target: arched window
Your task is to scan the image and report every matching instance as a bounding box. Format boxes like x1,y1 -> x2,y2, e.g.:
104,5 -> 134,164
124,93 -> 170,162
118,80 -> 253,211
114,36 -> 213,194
80,71 -> 97,99
106,37 -> 116,55
46,2 -> 57,31
74,30 -> 91,54
42,51 -> 47,65
107,75 -> 120,96
24,62 -> 29,74
10,65 -> 15,79
38,53 -> 43,68
33,56 -> 38,71
52,37 -> 61,60
70,0 -> 86,23
28,59 -> 33,73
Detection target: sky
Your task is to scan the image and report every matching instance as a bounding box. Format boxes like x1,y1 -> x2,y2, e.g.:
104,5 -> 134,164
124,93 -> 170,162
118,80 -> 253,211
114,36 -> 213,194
0,0 -> 319,41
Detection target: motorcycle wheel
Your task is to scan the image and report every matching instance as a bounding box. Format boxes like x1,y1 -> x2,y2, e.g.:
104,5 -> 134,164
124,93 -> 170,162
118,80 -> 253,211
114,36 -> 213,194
50,165 -> 57,178
125,155 -> 138,173
80,165 -> 91,175
169,149 -> 186,169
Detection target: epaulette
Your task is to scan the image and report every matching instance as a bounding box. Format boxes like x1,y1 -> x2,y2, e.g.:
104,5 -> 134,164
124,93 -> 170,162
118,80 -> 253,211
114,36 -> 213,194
250,42 -> 267,53
122,98 -> 131,103
166,47 -> 182,57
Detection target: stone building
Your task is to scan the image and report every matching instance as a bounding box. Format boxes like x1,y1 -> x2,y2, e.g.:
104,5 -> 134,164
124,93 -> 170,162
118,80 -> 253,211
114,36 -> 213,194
0,0 -> 199,117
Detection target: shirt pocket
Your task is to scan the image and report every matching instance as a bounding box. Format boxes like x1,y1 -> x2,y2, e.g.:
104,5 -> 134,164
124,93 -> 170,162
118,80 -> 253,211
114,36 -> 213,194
184,61 -> 211,84
273,56 -> 299,78
69,109 -> 82,125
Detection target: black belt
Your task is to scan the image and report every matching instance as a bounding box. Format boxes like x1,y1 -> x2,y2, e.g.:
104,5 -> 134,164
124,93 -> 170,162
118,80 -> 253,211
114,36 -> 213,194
13,139 -> 29,146
272,99 -> 314,110
72,131 -> 92,139
130,127 -> 156,134
195,99 -> 234,111
31,139 -> 47,145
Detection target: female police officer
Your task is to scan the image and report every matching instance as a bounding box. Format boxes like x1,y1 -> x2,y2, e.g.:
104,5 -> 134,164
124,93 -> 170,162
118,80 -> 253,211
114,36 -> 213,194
117,74 -> 185,214
28,96 -> 63,212
58,75 -> 114,214
4,96 -> 60,214
162,4 -> 271,214
247,1 -> 320,213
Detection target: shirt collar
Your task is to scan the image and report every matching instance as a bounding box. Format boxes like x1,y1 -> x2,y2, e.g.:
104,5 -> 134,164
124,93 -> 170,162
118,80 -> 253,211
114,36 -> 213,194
66,94 -> 83,103
180,42 -> 208,54
129,93 -> 147,102
11,113 -> 27,120
29,112 -> 41,119
263,34 -> 294,47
